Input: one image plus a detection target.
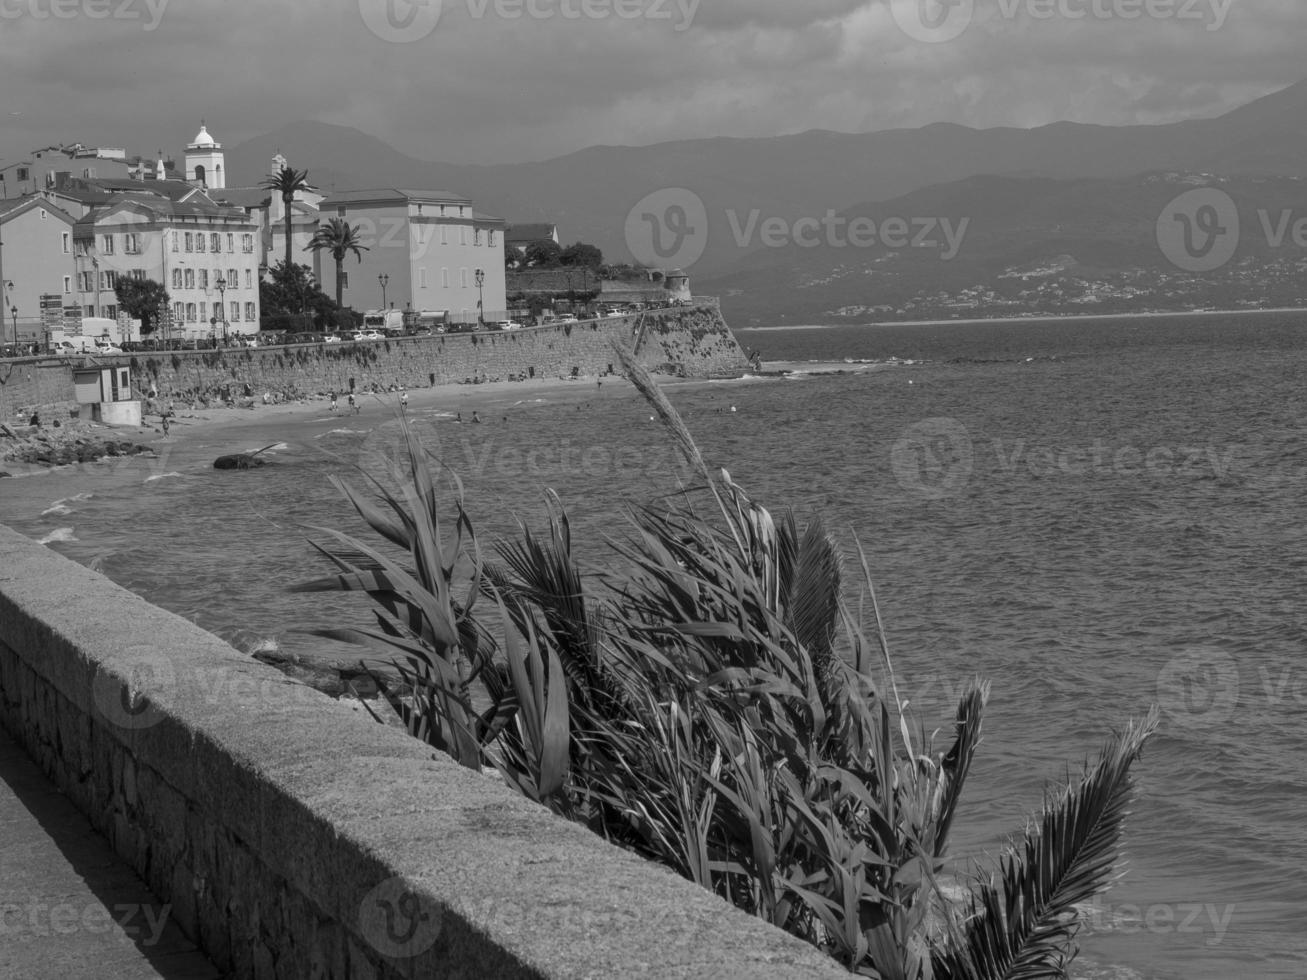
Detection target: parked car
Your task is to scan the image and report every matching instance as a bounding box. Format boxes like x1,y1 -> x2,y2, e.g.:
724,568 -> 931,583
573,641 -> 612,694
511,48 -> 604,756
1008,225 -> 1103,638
323,334 -> 341,343
352,330 -> 382,341
500,320 -> 523,331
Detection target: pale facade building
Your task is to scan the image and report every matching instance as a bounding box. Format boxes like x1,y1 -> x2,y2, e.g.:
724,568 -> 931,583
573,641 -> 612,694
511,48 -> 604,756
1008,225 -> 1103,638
0,196 -> 78,343
72,190 -> 261,338
315,189 -> 507,321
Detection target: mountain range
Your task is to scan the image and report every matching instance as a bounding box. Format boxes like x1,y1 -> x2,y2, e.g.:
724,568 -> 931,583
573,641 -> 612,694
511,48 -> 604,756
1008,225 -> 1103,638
225,80 -> 1307,323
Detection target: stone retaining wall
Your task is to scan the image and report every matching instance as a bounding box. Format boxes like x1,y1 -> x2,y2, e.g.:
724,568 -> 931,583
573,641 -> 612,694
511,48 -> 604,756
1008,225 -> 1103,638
0,525 -> 848,979
0,305 -> 747,421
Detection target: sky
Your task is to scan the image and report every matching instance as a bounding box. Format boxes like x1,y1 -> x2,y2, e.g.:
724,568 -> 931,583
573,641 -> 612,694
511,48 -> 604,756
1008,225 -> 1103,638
0,0 -> 1303,169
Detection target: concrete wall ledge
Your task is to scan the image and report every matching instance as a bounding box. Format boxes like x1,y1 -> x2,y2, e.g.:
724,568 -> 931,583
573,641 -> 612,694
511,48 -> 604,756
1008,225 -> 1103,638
0,525 -> 849,979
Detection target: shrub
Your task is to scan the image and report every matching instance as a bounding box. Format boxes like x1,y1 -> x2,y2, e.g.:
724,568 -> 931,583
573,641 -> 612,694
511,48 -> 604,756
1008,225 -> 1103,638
295,342 -> 1157,976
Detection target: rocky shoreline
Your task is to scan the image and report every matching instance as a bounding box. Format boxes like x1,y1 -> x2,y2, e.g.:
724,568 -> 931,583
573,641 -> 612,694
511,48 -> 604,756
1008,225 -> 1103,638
0,420 -> 154,475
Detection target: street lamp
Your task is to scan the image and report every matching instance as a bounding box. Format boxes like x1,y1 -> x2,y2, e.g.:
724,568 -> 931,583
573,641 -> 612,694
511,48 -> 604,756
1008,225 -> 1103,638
475,268 -> 485,326
216,276 -> 227,343
378,273 -> 389,309
9,306 -> 16,343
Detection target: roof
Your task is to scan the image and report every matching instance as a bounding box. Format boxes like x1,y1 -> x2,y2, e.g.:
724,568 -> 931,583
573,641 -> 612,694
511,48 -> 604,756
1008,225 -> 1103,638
505,223 -> 558,243
472,210 -> 505,225
73,192 -> 253,230
212,186 -> 272,209
0,194 -> 77,226
318,188 -> 472,208
87,178 -> 206,203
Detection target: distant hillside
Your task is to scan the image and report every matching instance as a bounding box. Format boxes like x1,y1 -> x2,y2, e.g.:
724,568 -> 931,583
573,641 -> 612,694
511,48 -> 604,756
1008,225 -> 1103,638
698,172 -> 1307,325
226,80 -> 1307,281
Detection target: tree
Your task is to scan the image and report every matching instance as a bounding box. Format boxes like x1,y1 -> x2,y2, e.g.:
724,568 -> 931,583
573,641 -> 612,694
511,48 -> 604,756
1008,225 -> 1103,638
260,261 -> 341,330
524,240 -> 562,268
307,218 -> 370,309
261,165 -> 312,273
114,277 -> 170,336
558,241 -> 603,269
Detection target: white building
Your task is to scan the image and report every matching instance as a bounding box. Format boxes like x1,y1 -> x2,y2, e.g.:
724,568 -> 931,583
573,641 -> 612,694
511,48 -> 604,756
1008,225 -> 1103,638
184,123 -> 225,190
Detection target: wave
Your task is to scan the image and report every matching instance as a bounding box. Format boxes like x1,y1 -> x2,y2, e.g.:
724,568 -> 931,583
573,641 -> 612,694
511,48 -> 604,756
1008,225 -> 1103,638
41,504 -> 72,517
145,472 -> 184,483
38,528 -> 77,545
315,429 -> 368,438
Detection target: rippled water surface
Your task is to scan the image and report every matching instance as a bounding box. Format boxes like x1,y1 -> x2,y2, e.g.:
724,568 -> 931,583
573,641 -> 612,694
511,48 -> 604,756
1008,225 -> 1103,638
4,312 -> 1305,979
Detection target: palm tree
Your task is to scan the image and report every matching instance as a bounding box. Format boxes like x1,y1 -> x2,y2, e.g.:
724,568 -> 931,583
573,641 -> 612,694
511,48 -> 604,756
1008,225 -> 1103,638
261,165 -> 311,273
308,218 -> 370,309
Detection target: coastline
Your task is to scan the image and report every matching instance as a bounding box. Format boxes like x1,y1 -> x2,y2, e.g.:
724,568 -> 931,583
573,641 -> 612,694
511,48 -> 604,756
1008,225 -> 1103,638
738,306 -> 1307,330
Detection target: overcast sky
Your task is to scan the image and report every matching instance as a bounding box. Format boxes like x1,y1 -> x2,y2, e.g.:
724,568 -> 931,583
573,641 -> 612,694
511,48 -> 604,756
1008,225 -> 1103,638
0,0 -> 1302,168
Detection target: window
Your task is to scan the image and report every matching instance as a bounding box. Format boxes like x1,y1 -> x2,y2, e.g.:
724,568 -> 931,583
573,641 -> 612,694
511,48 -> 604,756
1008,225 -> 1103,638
199,301 -> 206,321
172,232 -> 179,253
474,229 -> 482,246
230,302 -> 240,322
245,269 -> 252,290
489,230 -> 496,247
199,269 -> 208,289
460,268 -> 468,288
124,233 -> 141,254
226,233 -> 234,253
186,303 -> 196,322
184,269 -> 195,289
174,302 -> 184,323
228,269 -> 238,289
101,234 -> 114,254
104,304 -> 116,319
84,305 -> 95,318
242,234 -> 254,253
132,269 -> 146,280
210,233 -> 221,253
74,239 -> 89,256
245,302 -> 256,322
185,232 -> 194,252
101,271 -> 118,290
172,269 -> 182,289
16,167 -> 29,182
337,207 -> 346,217
83,168 -> 96,179
196,233 -> 206,253
460,226 -> 467,246
63,275 -> 71,294
441,267 -> 449,288
440,226 -> 447,246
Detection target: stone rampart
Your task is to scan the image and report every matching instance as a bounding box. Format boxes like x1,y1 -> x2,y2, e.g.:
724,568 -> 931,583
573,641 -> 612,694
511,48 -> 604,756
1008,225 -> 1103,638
0,305 -> 747,420
0,524 -> 846,979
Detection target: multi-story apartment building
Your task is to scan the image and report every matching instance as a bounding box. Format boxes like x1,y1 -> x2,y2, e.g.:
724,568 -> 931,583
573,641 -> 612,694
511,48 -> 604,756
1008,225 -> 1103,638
72,187 -> 261,338
0,196 -> 78,343
315,189 -> 506,321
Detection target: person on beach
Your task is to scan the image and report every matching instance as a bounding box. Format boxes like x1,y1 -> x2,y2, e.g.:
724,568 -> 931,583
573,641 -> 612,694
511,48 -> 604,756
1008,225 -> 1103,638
347,392 -> 356,414
330,391 -> 337,412
455,412 -> 462,423
471,411 -> 481,424
400,390 -> 408,412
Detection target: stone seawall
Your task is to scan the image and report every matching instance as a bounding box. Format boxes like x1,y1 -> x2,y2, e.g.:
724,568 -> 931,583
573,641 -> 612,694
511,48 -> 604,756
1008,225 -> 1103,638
0,305 -> 748,420
0,525 -> 848,979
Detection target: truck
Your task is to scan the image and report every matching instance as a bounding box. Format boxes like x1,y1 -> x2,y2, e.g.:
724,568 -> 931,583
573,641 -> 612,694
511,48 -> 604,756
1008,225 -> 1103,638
362,309 -> 405,336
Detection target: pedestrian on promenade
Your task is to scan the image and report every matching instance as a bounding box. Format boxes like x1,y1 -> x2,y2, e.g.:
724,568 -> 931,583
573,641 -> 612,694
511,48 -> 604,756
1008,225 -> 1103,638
347,392 -> 356,414
330,391 -> 337,412
400,389 -> 409,412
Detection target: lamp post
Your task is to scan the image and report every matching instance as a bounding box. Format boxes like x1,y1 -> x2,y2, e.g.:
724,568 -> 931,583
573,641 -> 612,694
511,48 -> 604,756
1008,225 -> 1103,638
9,306 -> 16,344
475,268 -> 485,326
378,273 -> 389,310
216,276 -> 227,344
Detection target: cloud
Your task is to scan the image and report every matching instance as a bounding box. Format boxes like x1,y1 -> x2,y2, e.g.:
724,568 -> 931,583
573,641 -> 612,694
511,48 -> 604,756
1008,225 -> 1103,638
0,0 -> 1303,170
